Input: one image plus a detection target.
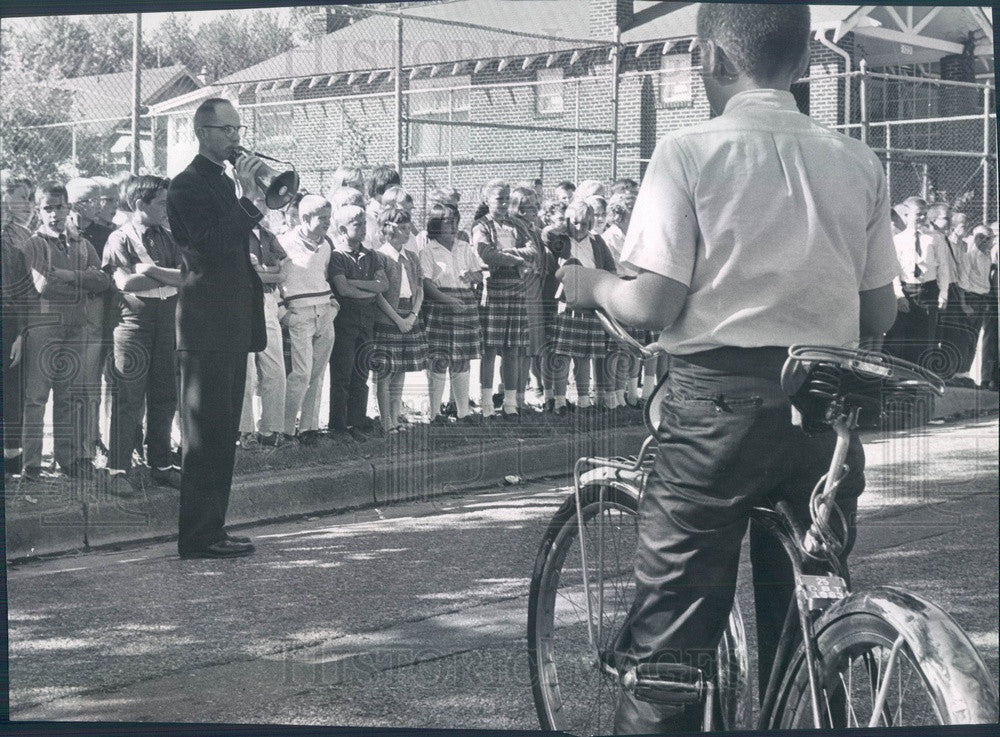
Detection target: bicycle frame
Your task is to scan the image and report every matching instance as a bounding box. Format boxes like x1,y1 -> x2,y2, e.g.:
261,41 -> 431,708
566,408 -> 858,731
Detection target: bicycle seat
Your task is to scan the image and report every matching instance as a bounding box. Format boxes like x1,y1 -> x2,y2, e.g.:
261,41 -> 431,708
780,345 -> 945,433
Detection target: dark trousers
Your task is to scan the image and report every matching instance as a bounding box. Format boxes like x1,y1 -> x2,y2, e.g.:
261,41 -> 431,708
3,327 -> 24,453
109,298 -> 177,471
982,281 -> 999,386
328,308 -> 374,431
612,354 -> 864,733
884,280 -> 939,367
177,349 -> 247,556
936,286 -> 985,376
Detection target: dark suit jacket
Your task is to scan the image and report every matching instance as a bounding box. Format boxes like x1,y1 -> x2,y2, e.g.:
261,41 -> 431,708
167,154 -> 266,353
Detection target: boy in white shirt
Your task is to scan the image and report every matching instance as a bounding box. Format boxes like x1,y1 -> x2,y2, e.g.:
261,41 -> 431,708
557,5 -> 898,731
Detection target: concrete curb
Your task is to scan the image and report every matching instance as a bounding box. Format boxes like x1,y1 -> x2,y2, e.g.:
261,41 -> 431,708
6,424 -> 648,562
6,386 -> 994,562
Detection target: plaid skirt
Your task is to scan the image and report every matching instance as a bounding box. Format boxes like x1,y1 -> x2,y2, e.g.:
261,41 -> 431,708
607,326 -> 653,358
553,307 -> 607,358
372,299 -> 428,376
482,277 -> 529,350
426,286 -> 481,363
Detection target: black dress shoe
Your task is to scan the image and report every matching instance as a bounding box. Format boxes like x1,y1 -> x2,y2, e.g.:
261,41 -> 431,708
180,539 -> 255,559
150,466 -> 183,489
225,532 -> 252,544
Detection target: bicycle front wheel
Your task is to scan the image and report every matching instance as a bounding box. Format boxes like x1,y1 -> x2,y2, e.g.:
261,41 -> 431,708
527,482 -> 639,735
773,587 -> 999,729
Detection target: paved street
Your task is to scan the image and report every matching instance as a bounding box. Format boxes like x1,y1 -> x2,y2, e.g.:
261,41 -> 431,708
7,417 -> 998,730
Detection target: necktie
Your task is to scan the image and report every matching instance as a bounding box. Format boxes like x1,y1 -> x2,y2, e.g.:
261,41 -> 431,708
913,232 -> 922,278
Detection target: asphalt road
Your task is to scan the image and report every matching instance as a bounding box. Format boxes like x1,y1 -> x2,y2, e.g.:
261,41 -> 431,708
7,417 -> 998,731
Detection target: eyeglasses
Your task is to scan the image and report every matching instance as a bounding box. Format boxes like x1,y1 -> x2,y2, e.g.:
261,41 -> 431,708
200,124 -> 246,137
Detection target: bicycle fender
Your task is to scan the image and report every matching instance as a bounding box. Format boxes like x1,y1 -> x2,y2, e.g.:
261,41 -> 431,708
816,585 -> 999,724
579,467 -> 644,492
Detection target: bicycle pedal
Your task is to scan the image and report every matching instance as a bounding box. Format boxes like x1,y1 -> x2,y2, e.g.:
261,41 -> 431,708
622,662 -> 706,705
798,573 -> 849,611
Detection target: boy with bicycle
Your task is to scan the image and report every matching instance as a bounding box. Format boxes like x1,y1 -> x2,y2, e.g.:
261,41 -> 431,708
557,5 -> 899,732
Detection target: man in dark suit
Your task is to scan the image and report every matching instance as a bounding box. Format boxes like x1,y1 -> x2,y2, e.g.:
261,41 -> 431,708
167,97 -> 268,559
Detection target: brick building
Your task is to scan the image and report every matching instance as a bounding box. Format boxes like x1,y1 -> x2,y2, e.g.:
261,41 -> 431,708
147,2 -> 995,223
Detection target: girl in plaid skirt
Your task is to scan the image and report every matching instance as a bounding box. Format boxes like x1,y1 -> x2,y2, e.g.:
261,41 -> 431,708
373,206 -> 427,434
543,200 -> 617,414
420,203 -> 483,425
473,180 -> 537,419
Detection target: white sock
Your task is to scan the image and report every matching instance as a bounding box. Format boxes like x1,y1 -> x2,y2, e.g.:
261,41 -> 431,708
604,391 -> 619,409
453,372 -> 471,418
626,378 -> 640,404
577,395 -> 593,409
554,396 -> 567,410
503,389 -> 518,413
4,448 -> 22,459
480,389 -> 494,416
544,390 -> 554,403
429,372 -> 447,418
642,372 -> 658,400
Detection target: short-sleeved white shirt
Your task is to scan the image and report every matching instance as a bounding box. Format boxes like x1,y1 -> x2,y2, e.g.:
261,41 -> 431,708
621,88 -> 898,354
419,238 -> 481,289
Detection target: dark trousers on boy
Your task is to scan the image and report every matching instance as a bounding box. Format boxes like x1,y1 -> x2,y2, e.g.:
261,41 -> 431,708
884,280 -> 939,367
109,296 -> 178,472
3,327 -> 24,470
328,306 -> 374,431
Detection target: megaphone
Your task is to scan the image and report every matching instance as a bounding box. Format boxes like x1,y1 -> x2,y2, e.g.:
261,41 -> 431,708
229,147 -> 300,210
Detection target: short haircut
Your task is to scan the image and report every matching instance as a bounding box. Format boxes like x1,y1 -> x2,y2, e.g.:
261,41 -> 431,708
334,203 -> 366,229
428,187 -> 460,206
566,199 -> 593,223
378,205 -> 411,228
426,202 -> 459,241
64,177 -> 103,204
121,175 -> 170,211
575,179 -> 606,200
696,4 -> 811,83
555,180 -> 576,194
482,179 -> 509,199
381,186 -> 413,209
509,186 -> 537,214
611,178 -> 638,196
927,203 -> 951,220
331,166 -> 365,192
607,192 -> 633,221
585,194 -> 607,213
193,97 -> 234,127
330,186 -> 365,209
903,196 -> 928,211
541,199 -> 567,220
368,165 -> 400,200
35,181 -> 68,205
298,194 -> 331,219
3,176 -> 34,196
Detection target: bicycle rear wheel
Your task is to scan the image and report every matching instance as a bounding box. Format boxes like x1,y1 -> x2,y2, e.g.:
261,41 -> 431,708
527,482 -> 751,734
773,588 -> 999,729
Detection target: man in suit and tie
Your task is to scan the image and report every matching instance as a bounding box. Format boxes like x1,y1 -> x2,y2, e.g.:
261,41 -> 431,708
167,97 -> 268,559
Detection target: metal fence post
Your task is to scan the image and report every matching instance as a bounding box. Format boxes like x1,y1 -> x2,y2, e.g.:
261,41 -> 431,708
984,83 -> 992,225
859,59 -> 868,146
885,122 -> 892,206
610,26 -> 621,180
395,12 -> 403,175
574,80 -> 581,183
131,13 -> 142,175
447,88 -> 454,188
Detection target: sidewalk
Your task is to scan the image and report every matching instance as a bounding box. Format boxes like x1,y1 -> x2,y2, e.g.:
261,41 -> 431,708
5,387 -> 996,561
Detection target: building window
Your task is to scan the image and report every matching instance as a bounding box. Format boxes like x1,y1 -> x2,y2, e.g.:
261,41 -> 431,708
173,115 -> 193,145
256,110 -> 293,143
660,53 -> 692,105
409,76 -> 470,159
536,68 -> 564,115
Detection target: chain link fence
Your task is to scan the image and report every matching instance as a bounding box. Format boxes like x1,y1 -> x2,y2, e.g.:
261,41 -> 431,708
2,5 -> 996,226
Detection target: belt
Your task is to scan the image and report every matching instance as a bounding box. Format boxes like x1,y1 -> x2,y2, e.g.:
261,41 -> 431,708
673,346 -> 790,382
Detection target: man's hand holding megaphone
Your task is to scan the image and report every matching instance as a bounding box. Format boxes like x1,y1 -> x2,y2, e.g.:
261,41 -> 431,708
231,150 -> 267,202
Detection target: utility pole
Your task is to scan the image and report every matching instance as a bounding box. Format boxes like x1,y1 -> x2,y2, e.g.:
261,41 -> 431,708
131,13 -> 142,174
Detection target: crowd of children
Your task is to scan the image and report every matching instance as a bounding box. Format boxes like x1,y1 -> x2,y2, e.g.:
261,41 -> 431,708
4,165 -> 998,492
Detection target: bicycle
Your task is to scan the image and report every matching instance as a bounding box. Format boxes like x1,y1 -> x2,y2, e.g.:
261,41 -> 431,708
527,311 -> 999,734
